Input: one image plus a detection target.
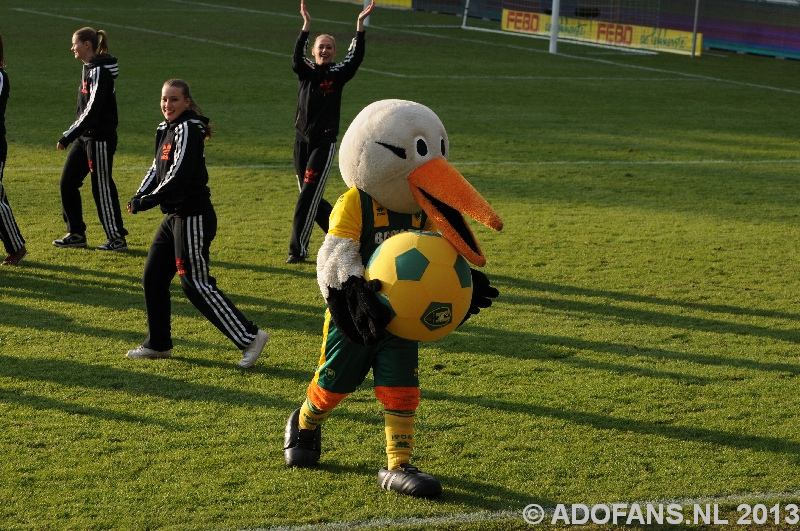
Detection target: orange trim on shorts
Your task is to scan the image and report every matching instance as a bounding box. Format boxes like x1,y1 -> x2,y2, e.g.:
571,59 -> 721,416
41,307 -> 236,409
307,381 -> 348,411
374,386 -> 420,411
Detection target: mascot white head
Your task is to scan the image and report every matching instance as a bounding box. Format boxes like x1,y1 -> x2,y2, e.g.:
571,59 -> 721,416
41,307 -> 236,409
339,99 -> 502,267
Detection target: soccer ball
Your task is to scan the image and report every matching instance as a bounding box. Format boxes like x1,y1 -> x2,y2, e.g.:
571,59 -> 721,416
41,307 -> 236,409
365,231 -> 473,342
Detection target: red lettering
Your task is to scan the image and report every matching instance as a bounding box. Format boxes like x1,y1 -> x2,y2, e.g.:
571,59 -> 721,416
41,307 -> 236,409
624,26 -> 633,45
505,10 -> 539,33
597,23 -> 608,40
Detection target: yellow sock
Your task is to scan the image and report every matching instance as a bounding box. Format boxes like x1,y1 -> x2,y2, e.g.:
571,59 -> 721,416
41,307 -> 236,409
384,410 -> 414,470
298,399 -> 329,431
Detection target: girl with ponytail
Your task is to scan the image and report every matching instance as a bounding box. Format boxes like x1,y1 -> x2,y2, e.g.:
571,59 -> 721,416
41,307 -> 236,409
54,27 -> 128,251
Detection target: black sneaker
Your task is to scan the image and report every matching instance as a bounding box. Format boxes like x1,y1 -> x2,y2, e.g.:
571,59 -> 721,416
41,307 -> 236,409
96,237 -> 128,251
286,255 -> 306,264
283,407 -> 321,467
378,464 -> 442,499
53,233 -> 87,248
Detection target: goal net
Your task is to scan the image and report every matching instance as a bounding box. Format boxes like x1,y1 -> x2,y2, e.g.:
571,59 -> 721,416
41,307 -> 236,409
459,0 -> 702,55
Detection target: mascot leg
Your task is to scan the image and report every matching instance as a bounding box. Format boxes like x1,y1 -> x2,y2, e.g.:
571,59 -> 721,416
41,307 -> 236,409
284,382 -> 348,467
375,386 -> 441,499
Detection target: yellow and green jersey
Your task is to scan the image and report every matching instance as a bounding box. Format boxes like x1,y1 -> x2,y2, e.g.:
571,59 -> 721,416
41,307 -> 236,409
328,187 -> 436,266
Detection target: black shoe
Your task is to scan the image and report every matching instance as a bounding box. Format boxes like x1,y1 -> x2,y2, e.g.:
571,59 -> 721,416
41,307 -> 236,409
96,237 -> 128,251
286,255 -> 306,264
283,407 -> 321,467
378,464 -> 442,499
53,233 -> 87,248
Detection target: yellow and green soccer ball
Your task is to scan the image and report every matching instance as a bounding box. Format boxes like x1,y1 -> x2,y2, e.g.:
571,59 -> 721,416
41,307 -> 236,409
365,231 -> 473,342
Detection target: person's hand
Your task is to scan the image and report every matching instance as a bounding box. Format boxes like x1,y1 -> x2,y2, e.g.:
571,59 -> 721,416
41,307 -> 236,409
357,0 -> 374,31
56,142 -> 66,151
301,0 -> 311,31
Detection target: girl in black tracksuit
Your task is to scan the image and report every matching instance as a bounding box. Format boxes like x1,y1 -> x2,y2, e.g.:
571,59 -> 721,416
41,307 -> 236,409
286,0 -> 373,263
0,34 -> 27,266
126,79 -> 268,368
55,27 -> 127,251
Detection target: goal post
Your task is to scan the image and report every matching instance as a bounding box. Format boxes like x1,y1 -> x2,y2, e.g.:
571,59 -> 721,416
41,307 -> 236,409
459,0 -> 702,55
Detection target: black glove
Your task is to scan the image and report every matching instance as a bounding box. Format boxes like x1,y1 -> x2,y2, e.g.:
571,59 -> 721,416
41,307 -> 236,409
128,197 -> 143,214
326,276 -> 392,346
460,268 -> 499,326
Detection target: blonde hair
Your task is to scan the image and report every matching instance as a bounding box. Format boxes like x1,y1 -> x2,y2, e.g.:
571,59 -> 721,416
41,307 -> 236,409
74,27 -> 109,55
314,34 -> 336,51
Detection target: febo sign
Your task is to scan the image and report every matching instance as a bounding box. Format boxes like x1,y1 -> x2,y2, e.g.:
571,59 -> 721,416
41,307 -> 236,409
597,23 -> 634,45
504,9 -> 541,33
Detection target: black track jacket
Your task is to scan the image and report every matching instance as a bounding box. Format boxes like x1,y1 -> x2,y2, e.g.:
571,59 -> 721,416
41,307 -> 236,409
59,54 -> 119,146
293,30 -> 365,144
129,110 -> 213,216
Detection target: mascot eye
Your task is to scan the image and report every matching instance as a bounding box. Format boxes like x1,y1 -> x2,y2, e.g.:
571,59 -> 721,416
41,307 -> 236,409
376,141 -> 406,159
415,137 -> 428,157
441,137 -> 446,157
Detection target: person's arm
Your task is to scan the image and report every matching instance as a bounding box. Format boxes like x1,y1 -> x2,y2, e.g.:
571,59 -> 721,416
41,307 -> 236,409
292,0 -> 314,77
356,0 -> 374,32
58,66 -> 111,147
301,0 -> 311,31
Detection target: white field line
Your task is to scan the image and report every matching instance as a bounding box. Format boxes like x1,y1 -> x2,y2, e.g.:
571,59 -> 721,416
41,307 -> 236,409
7,159 -> 799,173
19,0 -> 791,93
233,491 -> 800,531
11,8 -> 289,58
7,159 -> 800,173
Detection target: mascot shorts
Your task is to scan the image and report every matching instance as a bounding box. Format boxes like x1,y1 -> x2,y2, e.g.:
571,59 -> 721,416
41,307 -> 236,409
313,309 -> 419,394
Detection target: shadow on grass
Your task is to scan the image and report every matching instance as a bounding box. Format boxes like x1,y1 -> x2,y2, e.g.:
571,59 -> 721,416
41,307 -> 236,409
306,462 -> 548,512
0,388 -> 175,428
0,354 -> 297,417
449,326 -> 800,378
0,259 -> 326,336
422,389 -> 800,463
493,274 -> 800,341
213,259 -> 318,280
174,355 -> 313,383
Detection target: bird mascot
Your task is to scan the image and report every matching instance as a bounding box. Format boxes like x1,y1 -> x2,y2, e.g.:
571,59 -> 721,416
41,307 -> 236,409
283,99 -> 503,499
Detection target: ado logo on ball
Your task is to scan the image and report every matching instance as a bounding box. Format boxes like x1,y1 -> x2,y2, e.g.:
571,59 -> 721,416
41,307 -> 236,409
365,231 -> 472,342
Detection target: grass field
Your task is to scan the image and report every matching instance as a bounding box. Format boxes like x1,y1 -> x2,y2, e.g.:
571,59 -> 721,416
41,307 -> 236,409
1,0 -> 800,530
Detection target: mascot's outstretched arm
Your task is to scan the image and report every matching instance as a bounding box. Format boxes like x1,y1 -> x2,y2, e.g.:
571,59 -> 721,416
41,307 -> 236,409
317,202 -> 391,346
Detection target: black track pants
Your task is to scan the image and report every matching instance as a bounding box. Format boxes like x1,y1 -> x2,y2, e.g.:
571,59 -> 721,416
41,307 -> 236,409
59,137 -> 127,239
0,138 -> 25,255
141,212 -> 258,351
289,138 -> 335,259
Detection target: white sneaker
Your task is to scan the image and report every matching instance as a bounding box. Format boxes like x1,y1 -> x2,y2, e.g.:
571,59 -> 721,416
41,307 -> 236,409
126,345 -> 172,359
239,330 -> 269,368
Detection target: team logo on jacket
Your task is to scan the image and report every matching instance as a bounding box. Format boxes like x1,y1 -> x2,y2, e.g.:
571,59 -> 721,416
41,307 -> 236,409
176,257 -> 186,275
161,143 -> 172,160
88,159 -> 94,173
304,169 -> 319,183
81,80 -> 89,94
319,80 -> 334,94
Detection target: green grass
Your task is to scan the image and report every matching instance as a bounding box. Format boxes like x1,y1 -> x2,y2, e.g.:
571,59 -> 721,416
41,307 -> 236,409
2,0 -> 800,529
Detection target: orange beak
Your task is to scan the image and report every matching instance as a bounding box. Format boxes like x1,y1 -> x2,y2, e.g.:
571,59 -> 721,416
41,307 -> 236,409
407,157 -> 503,267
